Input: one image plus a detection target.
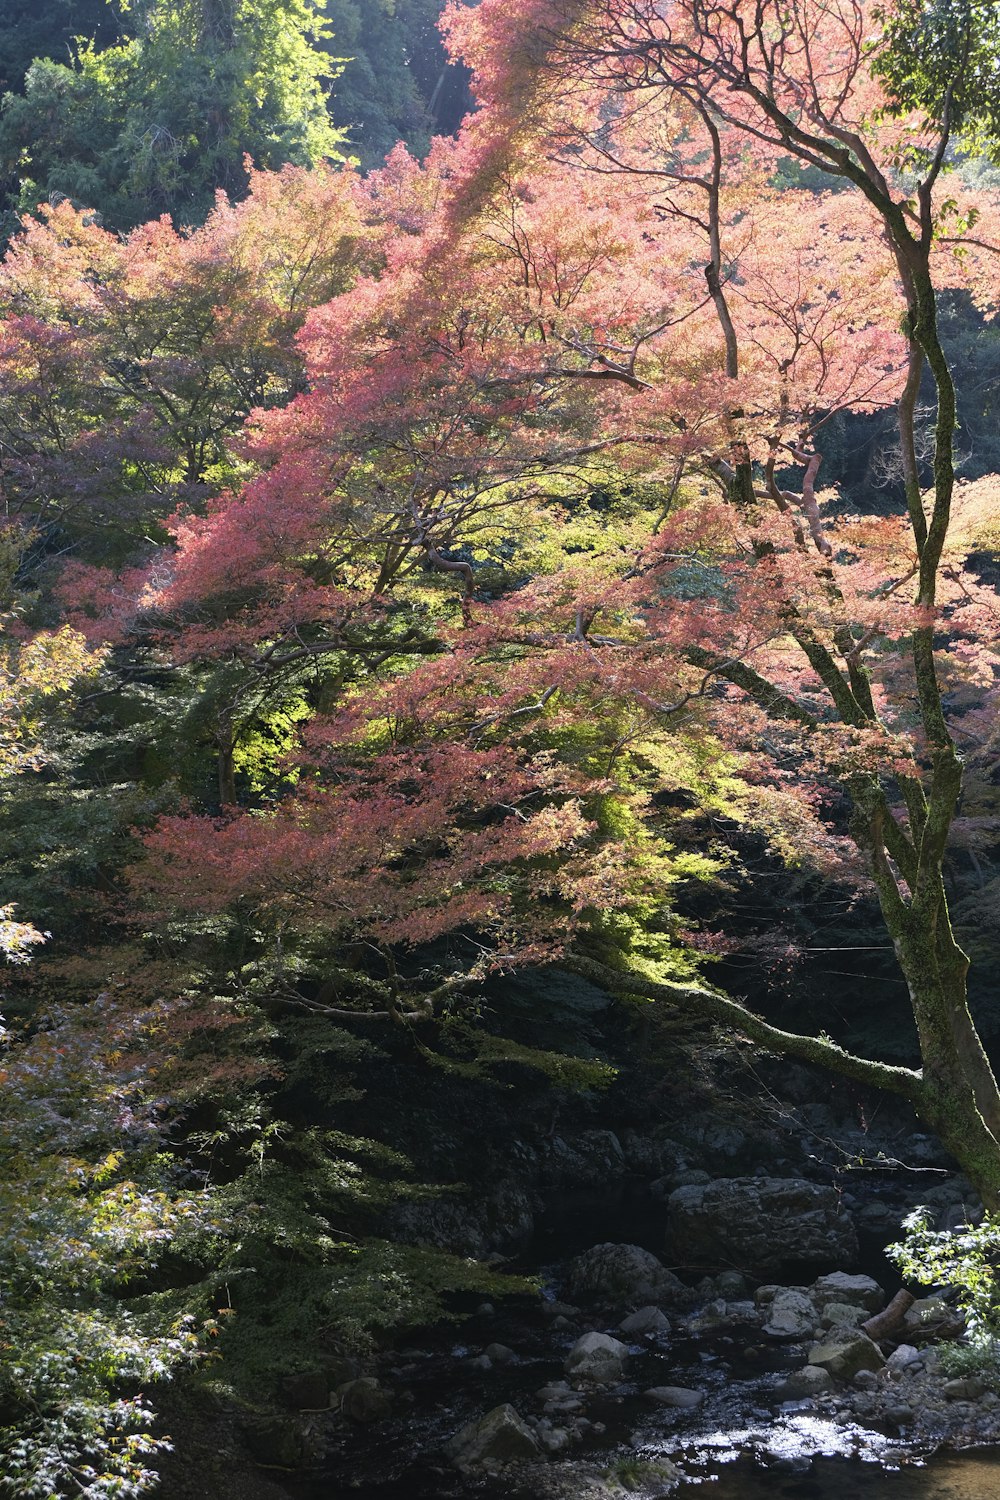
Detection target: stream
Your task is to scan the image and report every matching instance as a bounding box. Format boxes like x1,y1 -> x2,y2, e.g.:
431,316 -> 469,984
300,1169 -> 1000,1500
316,1284 -> 1000,1500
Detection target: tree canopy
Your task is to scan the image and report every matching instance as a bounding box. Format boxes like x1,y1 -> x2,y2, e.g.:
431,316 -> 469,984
0,0 -> 346,232
4,0 -> 1000,1491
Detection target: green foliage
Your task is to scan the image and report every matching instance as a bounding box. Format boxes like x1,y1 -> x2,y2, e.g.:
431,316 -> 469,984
888,1208 -> 1000,1361
0,1004 -> 217,1497
322,0 -> 440,167
872,0 -> 1000,159
0,0 -> 126,97
0,0 -> 346,232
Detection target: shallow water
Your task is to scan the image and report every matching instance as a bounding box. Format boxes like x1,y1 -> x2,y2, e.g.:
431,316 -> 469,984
318,1255 -> 1000,1500
682,1447 -> 1000,1499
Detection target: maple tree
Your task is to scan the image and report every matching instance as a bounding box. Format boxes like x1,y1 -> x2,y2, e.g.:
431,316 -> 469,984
91,0 -> 1000,1212
5,2 -> 1000,1489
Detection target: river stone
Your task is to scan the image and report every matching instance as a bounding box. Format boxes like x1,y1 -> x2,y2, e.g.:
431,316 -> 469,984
485,1343 -> 516,1365
643,1385 -> 704,1409
944,1376 -> 985,1401
821,1301 -> 866,1328
537,1380 -> 574,1400
665,1178 -> 858,1274
902,1296 -> 964,1342
811,1272 -> 884,1312
807,1329 -> 885,1380
886,1344 -> 922,1373
565,1332 -> 629,1384
445,1403 -> 542,1471
764,1288 -> 816,1338
568,1242 -> 685,1304
777,1364 -> 835,1399
620,1305 -> 670,1336
542,1300 -> 580,1322
337,1377 -> 391,1423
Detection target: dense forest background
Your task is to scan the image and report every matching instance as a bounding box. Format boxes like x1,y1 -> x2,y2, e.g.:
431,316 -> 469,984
2,2 -> 1000,1498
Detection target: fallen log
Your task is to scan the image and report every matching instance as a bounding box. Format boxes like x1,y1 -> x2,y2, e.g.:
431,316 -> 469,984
860,1288 -> 915,1341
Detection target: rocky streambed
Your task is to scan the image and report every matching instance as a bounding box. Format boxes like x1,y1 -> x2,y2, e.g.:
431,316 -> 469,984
312,1238 -> 1000,1500
190,1086 -> 1000,1500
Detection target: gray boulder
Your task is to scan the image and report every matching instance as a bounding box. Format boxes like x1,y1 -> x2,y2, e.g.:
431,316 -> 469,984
811,1272 -> 883,1312
621,1130 -> 687,1178
619,1305 -> 670,1336
665,1177 -> 858,1274
337,1378 -> 391,1423
539,1130 -> 627,1186
807,1329 -> 885,1381
564,1332 -> 629,1384
445,1404 -> 542,1471
642,1385 -> 704,1409
764,1288 -> 816,1339
391,1179 -> 535,1258
568,1242 -> 685,1304
820,1301 -> 865,1329
777,1364 -> 835,1399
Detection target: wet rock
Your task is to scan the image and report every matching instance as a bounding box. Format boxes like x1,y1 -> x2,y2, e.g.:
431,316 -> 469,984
808,1329 -> 885,1380
485,1343 -> 516,1365
619,1305 -> 670,1336
643,1385 -> 705,1409
542,1300 -> 581,1322
686,1298 -> 730,1333
666,1178 -> 858,1275
540,1130 -> 627,1187
714,1271 -> 750,1299
777,1364 -> 835,1399
565,1332 -> 629,1384
337,1377 -> 392,1423
551,1315 -> 579,1332
621,1129 -> 687,1178
537,1425 -> 573,1454
445,1403 -> 543,1471
568,1242 -> 685,1305
852,1369 -> 879,1391
545,1397 -> 585,1416
535,1458 -> 681,1499
670,1168 -> 712,1188
674,1112 -> 754,1169
723,1299 -> 759,1323
537,1380 -> 574,1401
391,1179 -> 536,1258
466,1354 -> 493,1372
812,1272 -> 884,1312
764,1288 -> 816,1339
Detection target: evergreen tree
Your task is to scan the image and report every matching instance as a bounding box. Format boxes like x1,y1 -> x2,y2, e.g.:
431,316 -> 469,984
0,0 -> 125,96
0,0 -> 345,233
